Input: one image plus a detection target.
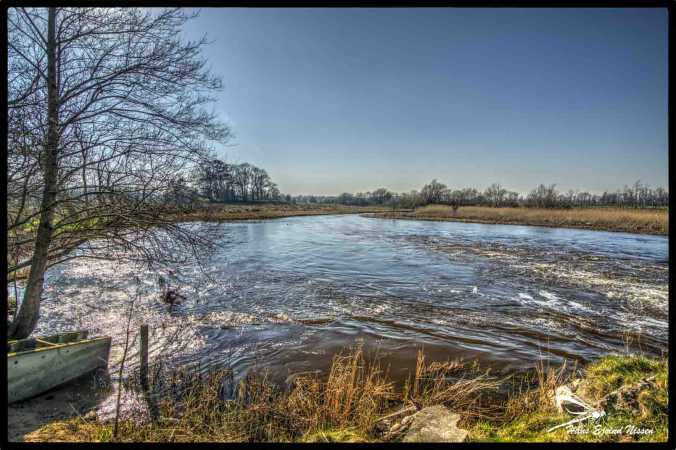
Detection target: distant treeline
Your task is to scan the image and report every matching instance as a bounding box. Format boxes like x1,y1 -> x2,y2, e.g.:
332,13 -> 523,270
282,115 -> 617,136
170,161 -> 668,210
288,180 -> 669,209
170,159 -> 282,205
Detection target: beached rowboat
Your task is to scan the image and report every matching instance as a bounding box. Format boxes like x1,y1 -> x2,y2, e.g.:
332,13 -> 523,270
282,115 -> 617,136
8,330 -> 111,404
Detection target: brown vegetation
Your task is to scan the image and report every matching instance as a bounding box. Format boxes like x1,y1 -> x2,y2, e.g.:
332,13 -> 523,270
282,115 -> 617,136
24,345 -> 501,442
175,202 -> 389,222
21,346 -> 667,443
370,205 -> 668,235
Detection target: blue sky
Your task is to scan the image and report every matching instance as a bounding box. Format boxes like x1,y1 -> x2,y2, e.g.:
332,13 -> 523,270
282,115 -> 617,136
182,8 -> 667,196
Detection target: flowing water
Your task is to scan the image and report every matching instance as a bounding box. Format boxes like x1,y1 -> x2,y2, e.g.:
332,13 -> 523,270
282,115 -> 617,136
29,214 -> 668,386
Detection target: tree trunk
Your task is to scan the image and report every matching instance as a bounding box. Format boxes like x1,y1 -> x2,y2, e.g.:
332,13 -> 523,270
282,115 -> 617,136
9,7 -> 59,339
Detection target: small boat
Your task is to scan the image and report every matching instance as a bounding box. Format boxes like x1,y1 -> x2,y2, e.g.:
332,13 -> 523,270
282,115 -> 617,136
8,330 -> 111,404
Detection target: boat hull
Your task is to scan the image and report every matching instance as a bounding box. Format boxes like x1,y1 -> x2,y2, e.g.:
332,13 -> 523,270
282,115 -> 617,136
8,334 -> 111,404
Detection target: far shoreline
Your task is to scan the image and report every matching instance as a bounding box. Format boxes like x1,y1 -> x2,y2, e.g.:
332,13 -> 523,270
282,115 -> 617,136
364,214 -> 668,236
170,203 -> 668,236
364,205 -> 668,236
172,203 -> 390,223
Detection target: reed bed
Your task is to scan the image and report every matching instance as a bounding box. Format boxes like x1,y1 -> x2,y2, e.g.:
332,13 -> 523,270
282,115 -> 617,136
374,205 -> 668,235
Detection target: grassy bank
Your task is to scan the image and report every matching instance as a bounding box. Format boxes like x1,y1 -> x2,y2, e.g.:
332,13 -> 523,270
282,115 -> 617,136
369,205 -> 668,235
24,349 -> 667,443
470,354 -> 668,442
174,202 -> 389,222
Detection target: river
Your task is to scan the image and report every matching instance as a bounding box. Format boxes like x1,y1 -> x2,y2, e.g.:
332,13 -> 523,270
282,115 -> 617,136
30,214 -> 668,384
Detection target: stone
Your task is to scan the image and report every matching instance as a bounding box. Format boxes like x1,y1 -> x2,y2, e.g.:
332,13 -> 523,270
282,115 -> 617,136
598,376 -> 657,412
400,405 -> 468,443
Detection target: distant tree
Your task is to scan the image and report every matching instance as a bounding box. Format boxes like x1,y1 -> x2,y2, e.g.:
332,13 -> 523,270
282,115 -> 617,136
250,166 -> 270,201
527,184 -> 558,208
266,182 -> 281,201
371,188 -> 393,205
231,163 -> 253,201
504,191 -> 520,207
196,159 -> 231,201
460,188 -> 480,205
484,183 -> 508,207
336,193 -> 353,205
421,179 -> 448,204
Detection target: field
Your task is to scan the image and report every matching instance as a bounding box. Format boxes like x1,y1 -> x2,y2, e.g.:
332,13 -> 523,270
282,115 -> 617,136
369,205 -> 668,235
175,202 -> 389,222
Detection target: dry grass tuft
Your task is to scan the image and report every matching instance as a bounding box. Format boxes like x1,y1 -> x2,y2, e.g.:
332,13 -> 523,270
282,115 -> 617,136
403,349 -> 503,421
503,358 -> 572,421
286,343 -> 396,433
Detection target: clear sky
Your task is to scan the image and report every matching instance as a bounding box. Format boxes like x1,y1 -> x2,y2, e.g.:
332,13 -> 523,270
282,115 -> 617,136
181,8 -> 668,196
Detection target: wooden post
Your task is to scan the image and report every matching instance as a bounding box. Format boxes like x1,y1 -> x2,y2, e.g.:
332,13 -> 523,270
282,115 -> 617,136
140,324 -> 149,391
139,324 -> 159,421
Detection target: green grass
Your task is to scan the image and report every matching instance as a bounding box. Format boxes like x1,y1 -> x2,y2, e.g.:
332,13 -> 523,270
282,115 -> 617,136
471,412 -> 571,442
580,354 -> 665,398
469,354 -> 668,443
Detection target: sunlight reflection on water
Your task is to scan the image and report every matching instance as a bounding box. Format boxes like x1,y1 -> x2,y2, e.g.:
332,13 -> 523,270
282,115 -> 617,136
26,215 -> 668,384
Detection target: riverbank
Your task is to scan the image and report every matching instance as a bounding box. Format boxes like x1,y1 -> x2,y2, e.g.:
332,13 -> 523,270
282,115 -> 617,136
8,370 -> 111,442
21,351 -> 667,443
367,205 -> 668,235
174,202 -> 389,222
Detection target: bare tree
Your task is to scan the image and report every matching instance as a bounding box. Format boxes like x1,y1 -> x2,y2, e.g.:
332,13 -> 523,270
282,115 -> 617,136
526,184 -> 558,208
192,158 -> 281,203
250,166 -> 269,201
195,159 -> 232,201
231,163 -> 253,202
484,183 -> 507,207
420,179 -> 447,204
7,7 -> 230,338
